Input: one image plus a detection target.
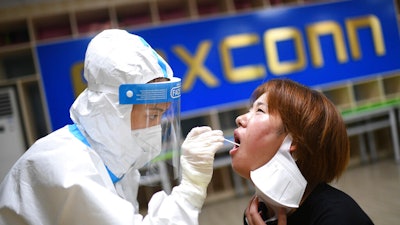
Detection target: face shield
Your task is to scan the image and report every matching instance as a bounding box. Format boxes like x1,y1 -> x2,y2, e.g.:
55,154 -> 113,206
119,77 -> 181,179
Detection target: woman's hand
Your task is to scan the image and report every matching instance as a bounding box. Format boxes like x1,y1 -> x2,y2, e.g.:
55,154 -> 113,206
245,195 -> 287,225
277,208 -> 287,225
245,196 -> 265,225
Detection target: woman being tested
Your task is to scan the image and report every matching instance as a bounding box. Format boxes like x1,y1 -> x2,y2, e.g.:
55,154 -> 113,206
229,79 -> 374,225
0,29 -> 224,225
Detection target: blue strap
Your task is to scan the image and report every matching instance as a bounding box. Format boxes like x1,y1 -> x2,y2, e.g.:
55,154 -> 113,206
68,124 -> 122,184
68,124 -> 91,147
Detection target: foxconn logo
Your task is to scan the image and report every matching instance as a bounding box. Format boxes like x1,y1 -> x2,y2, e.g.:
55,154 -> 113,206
170,86 -> 181,99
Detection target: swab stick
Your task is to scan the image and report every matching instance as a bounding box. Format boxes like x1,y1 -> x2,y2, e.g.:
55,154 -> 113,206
224,138 -> 240,147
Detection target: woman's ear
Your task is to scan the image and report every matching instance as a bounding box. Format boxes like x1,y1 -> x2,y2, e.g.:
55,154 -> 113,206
289,144 -> 297,153
290,144 -> 298,161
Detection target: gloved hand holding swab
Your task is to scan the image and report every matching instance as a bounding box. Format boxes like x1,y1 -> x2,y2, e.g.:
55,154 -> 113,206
224,138 -> 240,147
178,126 -> 224,209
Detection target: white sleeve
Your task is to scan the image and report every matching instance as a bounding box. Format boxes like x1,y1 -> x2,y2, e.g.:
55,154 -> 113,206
142,188 -> 201,225
115,169 -> 201,225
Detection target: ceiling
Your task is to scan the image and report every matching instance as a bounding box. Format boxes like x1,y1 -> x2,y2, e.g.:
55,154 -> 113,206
0,0 -> 63,9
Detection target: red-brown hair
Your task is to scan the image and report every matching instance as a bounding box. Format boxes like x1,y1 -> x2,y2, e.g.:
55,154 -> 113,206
251,79 -> 350,185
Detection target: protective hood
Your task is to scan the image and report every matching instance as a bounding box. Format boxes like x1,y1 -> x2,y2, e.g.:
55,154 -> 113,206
70,29 -> 175,179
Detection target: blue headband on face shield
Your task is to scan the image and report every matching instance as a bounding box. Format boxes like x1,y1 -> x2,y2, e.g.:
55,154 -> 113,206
119,77 -> 181,104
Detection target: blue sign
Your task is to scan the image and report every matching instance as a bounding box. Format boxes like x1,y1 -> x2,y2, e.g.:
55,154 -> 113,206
36,0 -> 400,130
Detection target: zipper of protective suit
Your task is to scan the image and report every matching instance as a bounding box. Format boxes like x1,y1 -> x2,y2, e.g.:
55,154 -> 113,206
68,124 -> 122,184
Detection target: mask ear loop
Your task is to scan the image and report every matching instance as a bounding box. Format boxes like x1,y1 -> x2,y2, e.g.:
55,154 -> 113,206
279,134 -> 308,207
279,134 -> 294,160
281,134 -> 299,162
286,134 -> 298,161
281,134 -> 293,151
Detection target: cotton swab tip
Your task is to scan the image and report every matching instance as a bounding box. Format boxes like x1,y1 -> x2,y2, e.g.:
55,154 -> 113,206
224,138 -> 240,147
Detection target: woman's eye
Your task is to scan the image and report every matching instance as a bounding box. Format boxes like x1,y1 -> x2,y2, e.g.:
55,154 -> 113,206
257,108 -> 265,113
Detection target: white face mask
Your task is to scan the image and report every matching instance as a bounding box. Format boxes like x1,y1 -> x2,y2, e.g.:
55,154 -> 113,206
250,135 -> 307,214
130,125 -> 162,169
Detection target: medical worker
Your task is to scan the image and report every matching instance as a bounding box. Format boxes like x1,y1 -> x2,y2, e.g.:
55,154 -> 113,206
0,29 -> 224,225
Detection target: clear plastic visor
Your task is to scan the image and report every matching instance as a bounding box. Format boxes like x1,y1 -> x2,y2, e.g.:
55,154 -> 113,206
119,77 -> 181,181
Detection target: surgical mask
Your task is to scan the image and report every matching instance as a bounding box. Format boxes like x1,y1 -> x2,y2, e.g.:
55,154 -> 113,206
131,125 -> 162,169
250,135 -> 307,216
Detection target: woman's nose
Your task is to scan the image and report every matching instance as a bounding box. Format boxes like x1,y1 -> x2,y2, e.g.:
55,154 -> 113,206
236,114 -> 246,127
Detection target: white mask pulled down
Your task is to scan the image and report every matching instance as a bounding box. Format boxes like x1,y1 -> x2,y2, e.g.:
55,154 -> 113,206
131,125 -> 162,169
250,135 -> 307,216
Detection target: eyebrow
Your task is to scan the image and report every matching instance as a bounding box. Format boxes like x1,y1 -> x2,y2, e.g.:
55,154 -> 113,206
253,101 -> 266,107
248,101 -> 266,111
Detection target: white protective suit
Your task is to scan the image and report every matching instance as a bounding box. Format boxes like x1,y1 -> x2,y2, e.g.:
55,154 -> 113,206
0,29 -> 224,225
